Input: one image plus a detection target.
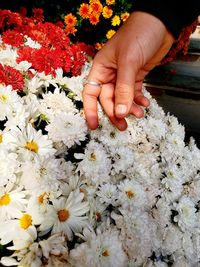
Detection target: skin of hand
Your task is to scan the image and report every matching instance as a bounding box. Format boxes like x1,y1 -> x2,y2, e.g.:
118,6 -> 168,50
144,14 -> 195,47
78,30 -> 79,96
83,11 -> 175,131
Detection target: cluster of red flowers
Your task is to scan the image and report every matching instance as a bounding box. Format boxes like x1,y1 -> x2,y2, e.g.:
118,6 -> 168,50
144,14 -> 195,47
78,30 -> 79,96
0,64 -> 24,91
0,9 -> 94,78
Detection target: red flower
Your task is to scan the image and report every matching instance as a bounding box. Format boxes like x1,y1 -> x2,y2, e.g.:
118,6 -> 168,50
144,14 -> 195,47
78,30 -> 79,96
2,30 -> 24,47
0,10 -> 22,31
0,64 -> 24,91
32,8 -> 44,23
31,48 -> 64,75
17,46 -> 35,64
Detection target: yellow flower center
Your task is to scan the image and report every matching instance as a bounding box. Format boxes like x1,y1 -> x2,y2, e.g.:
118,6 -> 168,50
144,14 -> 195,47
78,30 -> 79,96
38,192 -> 47,204
25,141 -> 39,153
89,152 -> 96,161
0,94 -> 8,102
126,190 -> 135,199
102,249 -> 110,257
0,193 -> 11,206
19,214 -> 32,229
57,209 -> 70,222
0,134 -> 3,144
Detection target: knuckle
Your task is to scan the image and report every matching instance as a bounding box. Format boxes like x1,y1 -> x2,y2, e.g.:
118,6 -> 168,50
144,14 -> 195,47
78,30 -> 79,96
115,86 -> 131,99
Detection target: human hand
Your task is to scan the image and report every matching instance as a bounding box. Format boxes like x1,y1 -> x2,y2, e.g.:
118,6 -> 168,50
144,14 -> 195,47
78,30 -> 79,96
83,11 -> 174,131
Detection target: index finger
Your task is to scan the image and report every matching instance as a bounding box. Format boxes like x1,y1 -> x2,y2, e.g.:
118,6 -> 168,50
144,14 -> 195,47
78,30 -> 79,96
82,80 -> 101,130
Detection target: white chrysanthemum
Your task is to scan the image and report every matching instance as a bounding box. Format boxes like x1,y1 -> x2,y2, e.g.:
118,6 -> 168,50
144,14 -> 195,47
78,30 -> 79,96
0,45 -> 18,66
129,151 -> 162,185
0,85 -> 22,121
39,191 -> 89,240
97,183 -> 118,206
39,233 -> 68,260
54,68 -> 70,87
0,184 -> 27,221
152,198 -> 172,229
90,115 -> 130,147
145,97 -> 165,120
20,156 -> 63,192
46,112 -> 87,148
171,257 -> 191,267
173,196 -> 197,232
24,36 -> 42,49
16,60 -> 32,72
161,225 -> 183,255
25,74 -> 44,94
109,146 -> 134,175
74,140 -> 112,184
4,124 -> 55,159
142,260 -> 168,267
138,117 -> 166,142
112,209 -> 154,263
70,227 -> 128,267
5,102 -> 28,130
39,88 -> 76,119
24,93 -> 40,124
64,73 -> 86,101
0,150 -> 19,186
1,242 -> 42,267
117,179 -> 146,209
165,114 -> 185,140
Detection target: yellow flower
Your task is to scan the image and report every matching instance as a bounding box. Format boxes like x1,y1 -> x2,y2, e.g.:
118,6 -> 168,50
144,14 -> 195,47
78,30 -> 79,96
111,15 -> 120,26
64,13 -> 77,27
102,6 -> 113,19
106,0 -> 115,5
121,12 -> 130,22
106,29 -> 116,39
79,3 -> 92,19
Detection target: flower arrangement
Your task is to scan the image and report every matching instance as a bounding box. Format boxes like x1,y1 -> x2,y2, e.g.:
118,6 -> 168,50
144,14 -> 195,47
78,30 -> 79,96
63,0 -> 133,48
1,8 -> 200,267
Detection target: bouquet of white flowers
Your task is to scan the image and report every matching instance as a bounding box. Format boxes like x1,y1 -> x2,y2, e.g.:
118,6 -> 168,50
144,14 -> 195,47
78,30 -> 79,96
1,8 -> 200,267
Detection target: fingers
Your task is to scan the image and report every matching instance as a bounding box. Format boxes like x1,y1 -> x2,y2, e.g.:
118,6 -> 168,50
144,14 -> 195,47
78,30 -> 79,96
114,58 -> 137,119
99,83 -> 128,131
82,84 -> 101,130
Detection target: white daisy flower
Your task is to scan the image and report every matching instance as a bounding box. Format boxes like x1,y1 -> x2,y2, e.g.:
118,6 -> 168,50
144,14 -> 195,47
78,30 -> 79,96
4,124 -> 55,159
173,196 -> 197,232
0,184 -> 27,221
46,112 -> 87,148
0,213 -> 37,249
39,190 -> 89,240
70,227 -> 128,267
74,140 -> 112,184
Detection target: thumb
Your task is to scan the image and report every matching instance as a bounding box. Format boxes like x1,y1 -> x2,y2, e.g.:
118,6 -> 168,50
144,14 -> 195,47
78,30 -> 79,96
114,59 -> 138,118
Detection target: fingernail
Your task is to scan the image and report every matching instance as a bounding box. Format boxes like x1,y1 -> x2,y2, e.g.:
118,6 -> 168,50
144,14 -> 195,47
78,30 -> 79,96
116,104 -> 127,115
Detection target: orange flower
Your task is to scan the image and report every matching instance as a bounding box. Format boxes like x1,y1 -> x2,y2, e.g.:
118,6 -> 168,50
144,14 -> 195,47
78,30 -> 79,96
121,12 -> 130,22
106,0 -> 115,5
79,3 -> 91,19
64,13 -> 77,27
65,26 -> 77,36
90,1 -> 103,15
95,42 -> 103,50
111,15 -> 120,26
89,13 -> 100,25
106,29 -> 116,39
102,6 -> 113,19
